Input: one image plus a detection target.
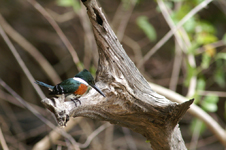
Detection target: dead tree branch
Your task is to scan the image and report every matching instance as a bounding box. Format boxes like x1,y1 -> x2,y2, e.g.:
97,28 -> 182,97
41,0 -> 193,149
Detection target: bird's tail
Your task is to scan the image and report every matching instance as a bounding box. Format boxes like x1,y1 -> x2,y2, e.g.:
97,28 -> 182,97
35,80 -> 54,90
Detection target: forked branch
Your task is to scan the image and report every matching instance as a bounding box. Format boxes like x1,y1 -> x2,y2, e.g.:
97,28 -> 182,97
42,0 -> 193,149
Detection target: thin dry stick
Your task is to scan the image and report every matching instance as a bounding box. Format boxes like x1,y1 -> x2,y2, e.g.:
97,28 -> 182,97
78,123 -> 112,148
149,82 -> 226,146
189,120 -> 202,150
104,125 -> 114,150
47,9 -> 76,23
157,0 -> 197,97
0,100 -> 24,138
137,0 -> 213,68
169,41 -> 182,91
0,127 -> 9,150
198,91 -> 226,97
0,79 -> 79,149
0,14 -> 61,84
122,35 -> 143,65
27,0 -> 82,72
196,40 -> 226,54
122,127 -> 137,150
116,3 -> 135,41
78,119 -> 102,150
0,24 -> 45,99
78,6 -> 99,68
33,118 -> 82,150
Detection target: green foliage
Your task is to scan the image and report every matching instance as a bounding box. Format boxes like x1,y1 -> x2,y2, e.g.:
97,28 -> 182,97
56,0 -> 81,12
214,53 -> 226,87
196,33 -> 218,45
56,0 -> 74,7
193,78 -> 205,104
201,52 -> 211,69
90,65 -> 97,76
223,33 -> 226,44
201,94 -> 219,112
184,61 -> 196,87
136,16 -> 157,42
190,118 -> 206,135
121,0 -> 138,9
214,68 -> 225,88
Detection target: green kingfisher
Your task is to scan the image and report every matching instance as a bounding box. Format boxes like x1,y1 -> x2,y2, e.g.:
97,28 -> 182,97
35,69 -> 105,106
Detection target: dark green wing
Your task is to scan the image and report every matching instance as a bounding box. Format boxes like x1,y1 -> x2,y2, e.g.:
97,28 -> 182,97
49,78 -> 80,95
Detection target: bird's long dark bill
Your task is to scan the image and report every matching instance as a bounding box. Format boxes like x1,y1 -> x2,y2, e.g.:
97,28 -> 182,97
92,85 -> 105,97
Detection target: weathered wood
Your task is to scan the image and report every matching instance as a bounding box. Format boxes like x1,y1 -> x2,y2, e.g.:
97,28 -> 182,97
41,0 -> 193,149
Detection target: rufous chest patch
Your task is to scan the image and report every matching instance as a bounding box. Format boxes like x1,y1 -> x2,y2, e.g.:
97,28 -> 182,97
74,84 -> 88,95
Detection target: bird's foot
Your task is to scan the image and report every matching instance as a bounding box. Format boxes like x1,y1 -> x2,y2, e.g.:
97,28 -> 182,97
70,98 -> 81,107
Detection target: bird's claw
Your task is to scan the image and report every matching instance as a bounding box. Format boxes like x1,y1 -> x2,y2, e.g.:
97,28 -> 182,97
70,98 -> 81,107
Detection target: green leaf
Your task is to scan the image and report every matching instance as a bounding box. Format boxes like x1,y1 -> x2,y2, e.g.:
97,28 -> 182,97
203,94 -> 219,103
56,0 -> 73,7
202,94 -> 219,112
184,61 -> 196,87
183,17 -> 196,33
214,68 -> 225,88
201,52 -> 211,69
197,78 -> 206,91
216,52 -> 226,60
196,33 -> 218,45
56,0 -> 81,12
188,42 -> 199,54
197,21 -> 216,34
202,102 -> 218,112
136,16 -> 157,42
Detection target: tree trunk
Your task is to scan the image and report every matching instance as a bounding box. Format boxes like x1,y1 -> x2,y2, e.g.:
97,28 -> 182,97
41,0 -> 193,149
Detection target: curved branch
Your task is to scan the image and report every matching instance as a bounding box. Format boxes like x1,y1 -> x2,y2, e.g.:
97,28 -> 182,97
149,83 -> 226,147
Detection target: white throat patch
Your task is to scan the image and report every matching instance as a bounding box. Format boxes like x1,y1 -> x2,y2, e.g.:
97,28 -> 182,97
73,77 -> 89,86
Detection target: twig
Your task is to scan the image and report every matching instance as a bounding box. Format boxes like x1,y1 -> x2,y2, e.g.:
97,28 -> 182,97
27,0 -> 82,71
0,127 -> 9,150
169,41 -> 182,91
157,0 -> 197,98
116,3 -> 135,41
0,14 -> 61,84
198,90 -> 226,97
122,35 -> 143,65
0,23 -> 45,99
186,135 -> 218,149
195,40 -> 226,55
189,119 -> 202,150
149,82 -> 226,146
122,127 -> 137,150
47,9 -> 76,23
138,0 -> 213,68
33,118 -> 82,150
77,123 -> 112,148
104,125 -> 114,150
78,6 -> 99,68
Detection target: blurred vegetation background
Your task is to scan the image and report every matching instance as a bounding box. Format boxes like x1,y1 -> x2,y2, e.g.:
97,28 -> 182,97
0,0 -> 225,149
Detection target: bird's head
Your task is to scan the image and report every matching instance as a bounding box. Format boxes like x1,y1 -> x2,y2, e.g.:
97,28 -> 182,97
75,69 -> 105,97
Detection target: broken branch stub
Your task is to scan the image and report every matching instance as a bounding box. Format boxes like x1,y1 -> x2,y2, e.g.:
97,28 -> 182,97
42,0 -> 193,149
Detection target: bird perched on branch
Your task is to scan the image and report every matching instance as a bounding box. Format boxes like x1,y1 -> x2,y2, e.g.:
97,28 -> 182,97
35,69 -> 105,106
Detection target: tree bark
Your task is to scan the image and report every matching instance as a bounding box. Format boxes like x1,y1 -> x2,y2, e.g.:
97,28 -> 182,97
41,0 -> 193,149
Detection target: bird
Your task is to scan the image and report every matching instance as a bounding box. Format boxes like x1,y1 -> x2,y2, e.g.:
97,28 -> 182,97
35,69 -> 105,106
